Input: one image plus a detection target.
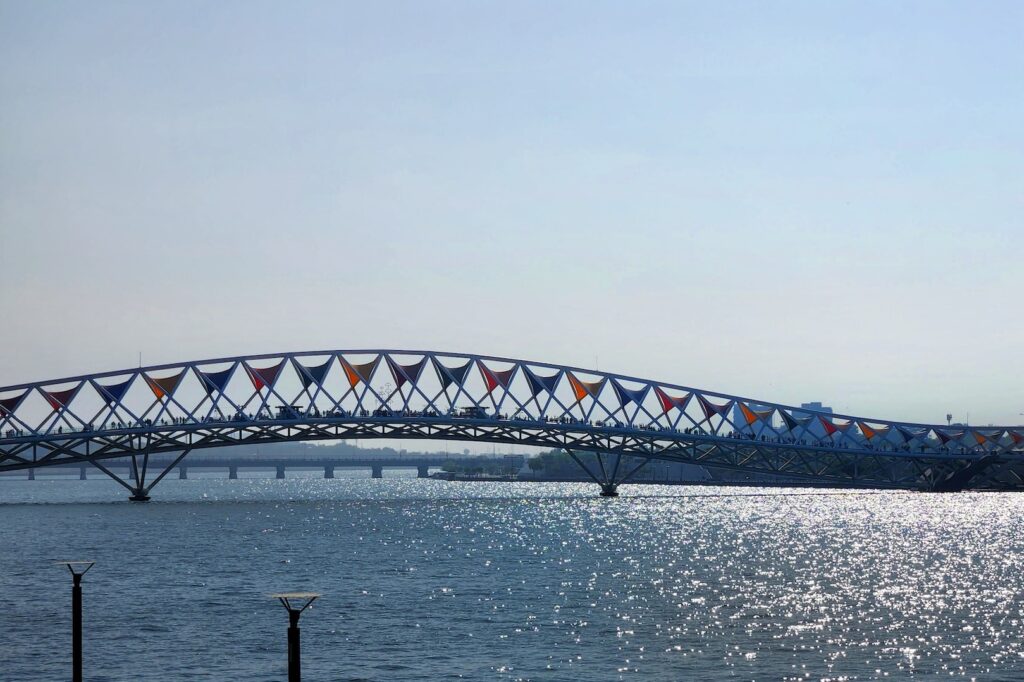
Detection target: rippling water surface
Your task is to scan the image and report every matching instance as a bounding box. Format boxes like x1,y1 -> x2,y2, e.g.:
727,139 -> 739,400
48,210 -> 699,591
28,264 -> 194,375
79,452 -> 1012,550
2,474 -> 1023,681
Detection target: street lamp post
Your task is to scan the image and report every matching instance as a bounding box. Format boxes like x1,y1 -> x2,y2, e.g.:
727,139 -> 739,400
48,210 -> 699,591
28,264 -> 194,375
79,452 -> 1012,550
271,592 -> 320,682
58,561 -> 95,682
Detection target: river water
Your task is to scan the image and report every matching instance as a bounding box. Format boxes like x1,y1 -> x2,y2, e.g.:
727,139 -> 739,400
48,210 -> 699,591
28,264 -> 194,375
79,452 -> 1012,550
1,472 -> 1022,681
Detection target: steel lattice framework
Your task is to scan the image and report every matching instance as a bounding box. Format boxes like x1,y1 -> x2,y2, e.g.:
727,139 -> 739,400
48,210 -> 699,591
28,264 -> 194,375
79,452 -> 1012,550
1,349 -> 1022,499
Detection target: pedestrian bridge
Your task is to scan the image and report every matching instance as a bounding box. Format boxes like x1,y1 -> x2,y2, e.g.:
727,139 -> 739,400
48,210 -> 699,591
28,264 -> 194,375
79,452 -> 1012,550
1,349 -> 1021,499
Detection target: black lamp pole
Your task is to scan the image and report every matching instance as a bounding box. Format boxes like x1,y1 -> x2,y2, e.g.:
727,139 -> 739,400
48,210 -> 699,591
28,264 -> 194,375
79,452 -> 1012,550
60,562 -> 95,682
272,593 -> 319,682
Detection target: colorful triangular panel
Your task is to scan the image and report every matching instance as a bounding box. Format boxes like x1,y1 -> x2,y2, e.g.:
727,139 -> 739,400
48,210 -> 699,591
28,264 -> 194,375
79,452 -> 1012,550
432,358 -> 472,390
738,403 -> 759,426
196,367 -> 233,396
341,357 -> 380,388
97,377 -> 134,405
897,426 -> 926,442
42,386 -> 78,411
818,416 -> 839,436
478,362 -> 515,394
386,356 -> 427,388
654,387 -> 689,413
0,391 -> 27,415
611,380 -> 647,408
245,360 -> 285,392
295,359 -> 332,390
523,367 -> 560,397
697,394 -> 731,421
145,371 -> 184,401
566,373 -> 604,402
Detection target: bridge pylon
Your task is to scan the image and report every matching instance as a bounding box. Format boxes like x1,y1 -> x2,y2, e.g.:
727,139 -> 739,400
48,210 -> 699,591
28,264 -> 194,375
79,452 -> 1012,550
78,448 -> 193,502
565,449 -> 651,498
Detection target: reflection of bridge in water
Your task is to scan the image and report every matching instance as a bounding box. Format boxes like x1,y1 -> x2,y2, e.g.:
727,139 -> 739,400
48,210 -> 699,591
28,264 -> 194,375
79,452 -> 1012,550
2,348 -> 1022,500
13,454 -> 519,481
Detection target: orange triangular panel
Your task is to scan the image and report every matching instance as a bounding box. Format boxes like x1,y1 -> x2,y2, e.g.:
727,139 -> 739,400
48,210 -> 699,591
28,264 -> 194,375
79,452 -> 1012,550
739,403 -> 758,426
146,371 -> 184,401
859,422 -> 876,439
340,357 -> 380,388
566,373 -> 603,402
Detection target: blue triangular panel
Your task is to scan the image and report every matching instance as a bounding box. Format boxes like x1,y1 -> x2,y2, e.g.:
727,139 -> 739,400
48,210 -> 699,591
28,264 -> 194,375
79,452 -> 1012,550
523,367 -> 559,397
298,360 -> 332,389
97,377 -> 133,405
432,358 -> 472,389
612,380 -> 647,407
198,367 -> 233,395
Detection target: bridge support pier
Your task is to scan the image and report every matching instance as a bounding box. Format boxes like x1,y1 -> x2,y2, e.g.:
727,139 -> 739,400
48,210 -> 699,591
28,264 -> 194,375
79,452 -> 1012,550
128,490 -> 150,502
417,465 -> 430,478
371,465 -> 383,479
28,468 -> 35,480
229,466 -> 238,480
178,466 -> 187,480
276,466 -> 286,480
324,466 -> 334,479
564,449 -> 650,498
80,466 -> 87,481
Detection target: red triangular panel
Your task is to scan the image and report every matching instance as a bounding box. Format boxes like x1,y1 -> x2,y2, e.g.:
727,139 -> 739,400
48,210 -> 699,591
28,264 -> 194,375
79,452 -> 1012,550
0,391 -> 27,415
478,362 -> 515,394
819,415 -> 839,436
654,387 -> 689,414
245,360 -> 285,392
42,386 -> 78,411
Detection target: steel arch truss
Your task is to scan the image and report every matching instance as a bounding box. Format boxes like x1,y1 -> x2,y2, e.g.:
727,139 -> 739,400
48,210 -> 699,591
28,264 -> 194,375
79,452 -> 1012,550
2,349 -> 1022,495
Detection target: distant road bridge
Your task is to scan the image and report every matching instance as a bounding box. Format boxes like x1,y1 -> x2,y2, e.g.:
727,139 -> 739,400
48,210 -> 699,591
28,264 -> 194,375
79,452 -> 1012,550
13,455 -> 516,481
1,349 -> 1022,500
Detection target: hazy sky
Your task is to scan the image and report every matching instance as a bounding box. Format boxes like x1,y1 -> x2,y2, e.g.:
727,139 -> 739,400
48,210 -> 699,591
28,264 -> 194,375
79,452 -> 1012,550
1,1 -> 1021,427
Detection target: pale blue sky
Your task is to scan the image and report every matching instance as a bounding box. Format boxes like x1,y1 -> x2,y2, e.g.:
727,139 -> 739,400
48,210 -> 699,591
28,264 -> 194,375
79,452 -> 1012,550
1,1 -> 1021,426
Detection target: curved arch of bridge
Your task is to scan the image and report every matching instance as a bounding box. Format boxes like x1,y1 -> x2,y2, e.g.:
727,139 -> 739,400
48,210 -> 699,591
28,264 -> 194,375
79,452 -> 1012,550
1,349 -> 1021,499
